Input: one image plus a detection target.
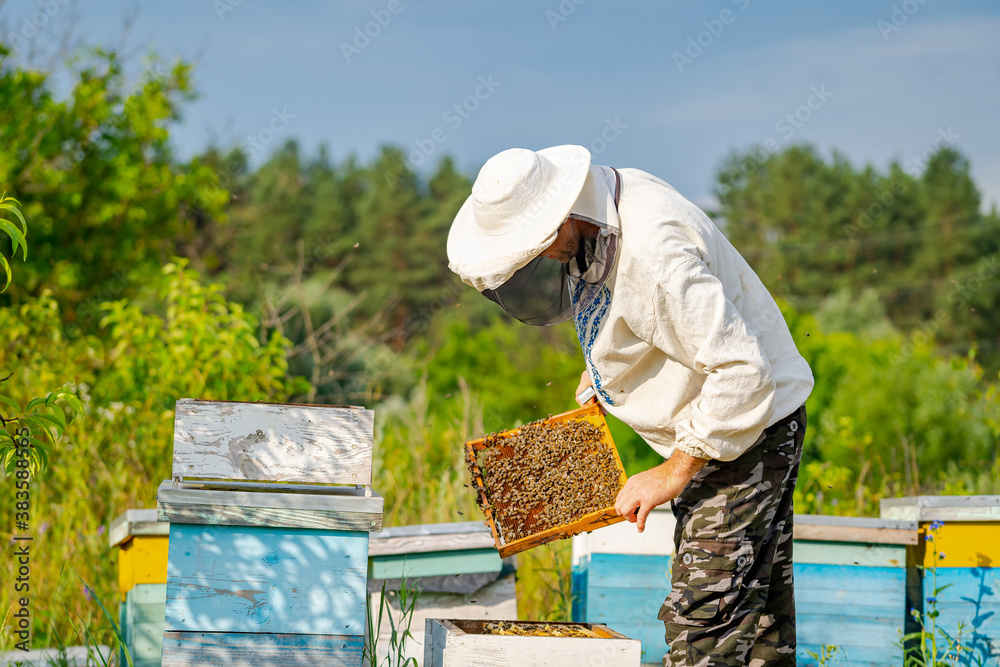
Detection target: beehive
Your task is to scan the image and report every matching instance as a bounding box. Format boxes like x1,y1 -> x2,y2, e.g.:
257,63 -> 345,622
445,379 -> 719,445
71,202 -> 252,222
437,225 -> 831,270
157,398 -> 383,667
366,521 -> 518,665
108,509 -> 169,667
424,618 -> 641,667
464,403 -> 627,558
881,495 -> 1000,664
571,510 -> 918,666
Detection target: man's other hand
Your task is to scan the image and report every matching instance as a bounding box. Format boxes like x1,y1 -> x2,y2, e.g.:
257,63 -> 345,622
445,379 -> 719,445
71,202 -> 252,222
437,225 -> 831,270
574,370 -> 606,414
614,450 -> 709,533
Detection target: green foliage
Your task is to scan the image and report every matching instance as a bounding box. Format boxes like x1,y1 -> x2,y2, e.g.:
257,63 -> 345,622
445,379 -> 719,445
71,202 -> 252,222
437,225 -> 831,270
0,191 -> 27,292
0,390 -> 85,476
716,144 -> 1000,371
364,575 -> 420,667
0,46 -> 229,311
0,194 -> 85,477
0,262 -> 303,646
806,644 -> 846,666
787,306 -> 1000,515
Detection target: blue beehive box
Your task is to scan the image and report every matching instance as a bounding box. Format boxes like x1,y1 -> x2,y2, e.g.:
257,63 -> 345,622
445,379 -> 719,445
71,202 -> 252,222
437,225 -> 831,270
793,514 -> 917,665
572,509 -> 917,666
157,399 -> 384,666
571,507 -> 675,665
882,495 -> 1000,665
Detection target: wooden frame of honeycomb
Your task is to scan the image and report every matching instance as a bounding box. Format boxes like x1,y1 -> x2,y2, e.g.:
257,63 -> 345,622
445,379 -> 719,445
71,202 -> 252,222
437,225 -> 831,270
464,403 -> 628,558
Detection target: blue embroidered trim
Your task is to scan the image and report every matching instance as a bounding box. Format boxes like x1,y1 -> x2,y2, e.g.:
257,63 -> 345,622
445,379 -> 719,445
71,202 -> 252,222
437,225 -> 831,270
573,284 -> 614,406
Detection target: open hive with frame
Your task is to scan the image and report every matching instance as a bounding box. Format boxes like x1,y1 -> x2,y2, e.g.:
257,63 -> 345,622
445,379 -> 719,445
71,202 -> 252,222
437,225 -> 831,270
464,403 -> 628,558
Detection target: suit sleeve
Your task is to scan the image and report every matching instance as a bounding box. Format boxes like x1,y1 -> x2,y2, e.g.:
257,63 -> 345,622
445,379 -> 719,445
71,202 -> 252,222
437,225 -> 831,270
650,248 -> 776,461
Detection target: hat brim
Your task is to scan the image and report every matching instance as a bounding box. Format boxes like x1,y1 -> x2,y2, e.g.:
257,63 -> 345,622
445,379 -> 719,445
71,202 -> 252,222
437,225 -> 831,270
447,145 -> 592,292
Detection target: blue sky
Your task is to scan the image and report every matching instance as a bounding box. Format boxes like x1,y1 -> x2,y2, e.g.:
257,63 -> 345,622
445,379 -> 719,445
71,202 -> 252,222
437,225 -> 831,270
3,0 -> 998,209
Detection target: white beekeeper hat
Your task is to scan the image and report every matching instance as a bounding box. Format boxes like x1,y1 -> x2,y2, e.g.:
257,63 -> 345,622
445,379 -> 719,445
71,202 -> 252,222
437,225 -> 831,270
447,145 -> 592,293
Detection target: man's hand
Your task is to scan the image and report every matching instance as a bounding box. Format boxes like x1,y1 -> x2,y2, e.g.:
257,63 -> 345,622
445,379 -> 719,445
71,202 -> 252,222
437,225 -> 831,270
615,450 -> 709,533
574,369 -> 606,414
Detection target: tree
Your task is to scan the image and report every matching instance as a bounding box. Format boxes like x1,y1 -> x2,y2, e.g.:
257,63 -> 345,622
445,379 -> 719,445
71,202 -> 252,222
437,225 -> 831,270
0,46 -> 228,316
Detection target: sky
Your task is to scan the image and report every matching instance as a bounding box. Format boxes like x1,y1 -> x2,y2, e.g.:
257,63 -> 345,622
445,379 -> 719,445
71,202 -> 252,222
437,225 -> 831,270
2,0 -> 998,210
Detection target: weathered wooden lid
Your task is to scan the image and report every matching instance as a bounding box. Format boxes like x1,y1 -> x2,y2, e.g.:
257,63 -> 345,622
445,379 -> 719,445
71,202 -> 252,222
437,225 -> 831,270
156,480 -> 384,532
172,398 -> 374,485
794,514 -> 918,545
572,509 -> 918,561
369,521 -> 496,557
108,508 -> 170,548
881,495 -> 1000,522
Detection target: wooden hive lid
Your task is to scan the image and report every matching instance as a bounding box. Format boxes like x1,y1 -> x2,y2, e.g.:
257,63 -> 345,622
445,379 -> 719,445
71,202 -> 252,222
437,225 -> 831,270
880,495 -> 1000,522
156,479 -> 384,532
171,398 -> 374,486
108,508 -> 169,548
793,514 -> 918,545
369,521 -> 496,557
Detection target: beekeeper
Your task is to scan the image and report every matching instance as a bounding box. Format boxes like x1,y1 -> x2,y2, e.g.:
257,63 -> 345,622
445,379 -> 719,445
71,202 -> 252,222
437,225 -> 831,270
446,145 -> 814,666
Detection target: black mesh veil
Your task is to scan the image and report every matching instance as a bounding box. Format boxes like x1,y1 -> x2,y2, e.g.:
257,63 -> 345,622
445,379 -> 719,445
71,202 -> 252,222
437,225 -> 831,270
482,231 -> 618,326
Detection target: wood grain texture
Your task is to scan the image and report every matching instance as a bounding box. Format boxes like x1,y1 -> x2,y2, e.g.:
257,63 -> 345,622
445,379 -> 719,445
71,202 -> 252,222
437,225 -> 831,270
158,482 -> 382,509
368,549 -> 503,580
156,481 -> 384,531
795,540 -> 906,568
368,574 -> 517,666
792,524 -> 917,545
161,632 -> 363,667
424,619 -> 641,667
164,523 -> 368,635
158,503 -> 383,533
881,494 -> 1000,522
368,530 -> 496,556
793,513 -> 918,545
172,399 -> 373,485
110,508 -> 169,548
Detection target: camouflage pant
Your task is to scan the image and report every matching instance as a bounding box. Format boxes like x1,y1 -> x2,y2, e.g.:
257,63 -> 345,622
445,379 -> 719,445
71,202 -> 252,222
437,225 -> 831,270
659,405 -> 806,667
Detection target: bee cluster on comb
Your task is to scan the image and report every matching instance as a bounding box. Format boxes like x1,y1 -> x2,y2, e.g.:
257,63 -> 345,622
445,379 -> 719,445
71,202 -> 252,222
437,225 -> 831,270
481,621 -> 593,637
469,417 -> 623,543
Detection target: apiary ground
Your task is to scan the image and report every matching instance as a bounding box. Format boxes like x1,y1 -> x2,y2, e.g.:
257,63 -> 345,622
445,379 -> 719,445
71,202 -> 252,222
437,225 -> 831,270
471,418 -> 623,543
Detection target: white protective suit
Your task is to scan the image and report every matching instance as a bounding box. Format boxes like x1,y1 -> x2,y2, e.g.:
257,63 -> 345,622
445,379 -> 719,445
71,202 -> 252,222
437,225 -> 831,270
573,165 -> 814,462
